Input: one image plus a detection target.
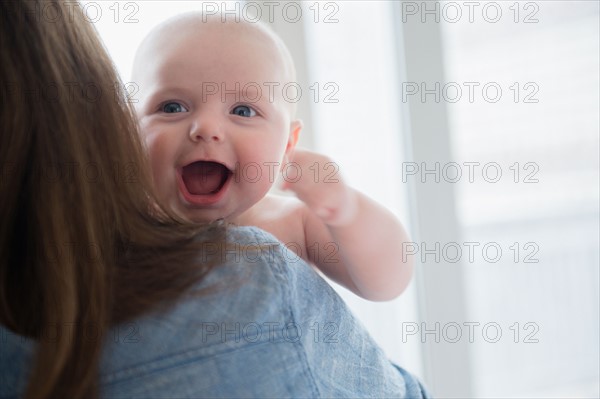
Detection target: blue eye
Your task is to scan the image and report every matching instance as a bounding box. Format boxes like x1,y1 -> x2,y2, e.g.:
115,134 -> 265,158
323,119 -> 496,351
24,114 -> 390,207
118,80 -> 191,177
162,102 -> 188,113
231,105 -> 256,118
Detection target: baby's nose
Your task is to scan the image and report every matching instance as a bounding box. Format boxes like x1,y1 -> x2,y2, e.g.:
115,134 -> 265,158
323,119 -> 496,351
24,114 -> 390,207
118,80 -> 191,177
189,120 -> 224,143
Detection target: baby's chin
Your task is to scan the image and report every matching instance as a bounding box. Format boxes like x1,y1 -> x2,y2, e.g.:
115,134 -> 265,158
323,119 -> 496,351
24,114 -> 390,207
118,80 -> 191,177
175,185 -> 272,225
179,205 -> 246,225
182,209 -> 229,224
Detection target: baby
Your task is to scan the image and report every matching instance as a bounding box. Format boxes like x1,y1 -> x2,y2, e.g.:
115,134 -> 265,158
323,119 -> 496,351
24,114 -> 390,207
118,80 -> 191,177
132,13 -> 413,301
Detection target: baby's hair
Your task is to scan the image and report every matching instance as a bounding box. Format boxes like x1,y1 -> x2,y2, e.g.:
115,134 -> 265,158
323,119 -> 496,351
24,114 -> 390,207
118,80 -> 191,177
133,12 -> 299,117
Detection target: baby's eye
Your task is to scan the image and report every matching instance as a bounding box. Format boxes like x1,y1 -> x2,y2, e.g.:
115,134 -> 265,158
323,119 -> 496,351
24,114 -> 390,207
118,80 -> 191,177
231,105 -> 256,118
162,102 -> 188,113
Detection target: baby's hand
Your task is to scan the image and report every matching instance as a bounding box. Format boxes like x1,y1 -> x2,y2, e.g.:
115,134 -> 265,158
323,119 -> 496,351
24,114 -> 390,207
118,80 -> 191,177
280,148 -> 358,226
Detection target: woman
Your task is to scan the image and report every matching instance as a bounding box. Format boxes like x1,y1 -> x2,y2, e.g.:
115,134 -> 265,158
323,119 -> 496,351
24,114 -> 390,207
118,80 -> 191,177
0,0 -> 229,396
0,1 -> 430,397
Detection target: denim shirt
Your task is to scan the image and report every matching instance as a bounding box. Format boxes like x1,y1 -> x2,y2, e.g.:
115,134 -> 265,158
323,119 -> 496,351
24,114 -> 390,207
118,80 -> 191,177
1,226 -> 429,398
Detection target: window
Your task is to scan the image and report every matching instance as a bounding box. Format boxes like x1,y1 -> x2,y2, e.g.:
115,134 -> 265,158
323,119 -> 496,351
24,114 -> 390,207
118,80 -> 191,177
440,1 -> 599,396
90,1 -> 599,396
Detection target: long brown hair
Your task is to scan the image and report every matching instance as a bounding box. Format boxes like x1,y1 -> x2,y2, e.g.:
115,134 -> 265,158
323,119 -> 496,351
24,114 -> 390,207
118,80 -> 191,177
0,1 -> 226,397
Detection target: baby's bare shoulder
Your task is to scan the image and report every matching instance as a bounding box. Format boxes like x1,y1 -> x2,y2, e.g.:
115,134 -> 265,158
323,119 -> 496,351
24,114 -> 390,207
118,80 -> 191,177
258,193 -> 306,216
250,194 -> 308,245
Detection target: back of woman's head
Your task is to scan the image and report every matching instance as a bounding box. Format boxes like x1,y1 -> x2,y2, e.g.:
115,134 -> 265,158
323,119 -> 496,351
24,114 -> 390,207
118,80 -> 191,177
0,1 -> 224,397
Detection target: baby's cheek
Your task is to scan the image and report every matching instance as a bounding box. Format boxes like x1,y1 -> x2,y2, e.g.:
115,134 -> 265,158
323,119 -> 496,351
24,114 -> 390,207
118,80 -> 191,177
144,129 -> 172,163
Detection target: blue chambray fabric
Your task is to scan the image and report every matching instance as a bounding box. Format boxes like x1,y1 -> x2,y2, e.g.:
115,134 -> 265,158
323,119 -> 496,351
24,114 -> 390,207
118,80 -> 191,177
0,226 -> 431,398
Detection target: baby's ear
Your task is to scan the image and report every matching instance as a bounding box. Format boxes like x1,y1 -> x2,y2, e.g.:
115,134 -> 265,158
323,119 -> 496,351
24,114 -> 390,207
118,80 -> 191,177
286,119 -> 302,153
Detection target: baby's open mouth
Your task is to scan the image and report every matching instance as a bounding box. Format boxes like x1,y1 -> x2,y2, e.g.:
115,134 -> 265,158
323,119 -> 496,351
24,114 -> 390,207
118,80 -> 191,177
181,161 -> 232,195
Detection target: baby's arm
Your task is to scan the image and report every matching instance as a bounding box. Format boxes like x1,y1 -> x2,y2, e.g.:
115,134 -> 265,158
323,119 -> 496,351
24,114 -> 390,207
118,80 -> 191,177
283,149 -> 414,301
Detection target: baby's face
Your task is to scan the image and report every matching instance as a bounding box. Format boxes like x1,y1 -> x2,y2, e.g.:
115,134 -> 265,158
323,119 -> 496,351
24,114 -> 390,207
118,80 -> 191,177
134,21 -> 300,223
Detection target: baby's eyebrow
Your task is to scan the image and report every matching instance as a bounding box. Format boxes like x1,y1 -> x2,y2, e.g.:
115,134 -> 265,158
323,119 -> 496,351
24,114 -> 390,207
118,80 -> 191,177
240,83 -> 287,105
200,83 -> 276,105
239,85 -> 263,103
137,86 -> 189,111
147,85 -> 191,99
